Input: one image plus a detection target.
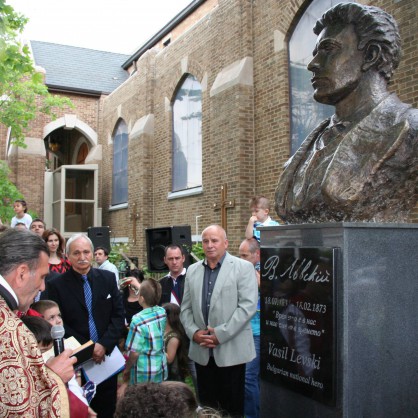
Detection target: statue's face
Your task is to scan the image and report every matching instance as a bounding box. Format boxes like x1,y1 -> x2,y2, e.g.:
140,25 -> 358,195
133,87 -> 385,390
307,24 -> 365,106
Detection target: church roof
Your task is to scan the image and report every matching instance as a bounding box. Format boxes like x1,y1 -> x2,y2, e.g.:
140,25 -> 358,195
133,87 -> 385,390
30,41 -> 130,95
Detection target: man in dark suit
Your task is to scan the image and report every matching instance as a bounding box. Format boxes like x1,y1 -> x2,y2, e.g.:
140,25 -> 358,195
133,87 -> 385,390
159,244 -> 186,306
275,3 -> 418,223
48,233 -> 124,418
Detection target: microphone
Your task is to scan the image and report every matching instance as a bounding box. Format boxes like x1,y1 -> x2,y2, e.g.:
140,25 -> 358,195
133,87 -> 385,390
51,325 -> 65,356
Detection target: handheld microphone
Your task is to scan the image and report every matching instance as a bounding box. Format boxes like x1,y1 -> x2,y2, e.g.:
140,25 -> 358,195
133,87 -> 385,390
51,325 -> 65,356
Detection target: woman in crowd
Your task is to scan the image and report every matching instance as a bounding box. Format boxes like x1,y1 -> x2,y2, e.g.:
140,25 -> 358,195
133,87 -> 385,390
42,228 -> 71,274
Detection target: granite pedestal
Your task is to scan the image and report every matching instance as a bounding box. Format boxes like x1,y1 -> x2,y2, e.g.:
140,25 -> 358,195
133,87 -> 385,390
259,223 -> 418,418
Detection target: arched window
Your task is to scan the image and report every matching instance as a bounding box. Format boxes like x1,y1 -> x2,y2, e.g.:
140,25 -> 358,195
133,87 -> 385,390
112,120 -> 128,205
172,74 -> 202,192
288,0 -> 351,154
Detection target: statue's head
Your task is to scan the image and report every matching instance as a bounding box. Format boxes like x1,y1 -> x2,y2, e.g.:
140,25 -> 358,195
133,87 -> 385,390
314,3 -> 401,81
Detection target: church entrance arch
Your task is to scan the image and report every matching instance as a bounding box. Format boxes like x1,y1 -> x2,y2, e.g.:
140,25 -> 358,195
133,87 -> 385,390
43,115 -> 99,237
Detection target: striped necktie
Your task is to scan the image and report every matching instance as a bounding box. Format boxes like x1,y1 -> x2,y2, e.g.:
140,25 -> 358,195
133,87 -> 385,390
82,274 -> 99,342
171,278 -> 181,305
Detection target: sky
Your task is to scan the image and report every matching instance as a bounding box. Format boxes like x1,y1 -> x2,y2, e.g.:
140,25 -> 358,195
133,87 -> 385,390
7,0 -> 194,55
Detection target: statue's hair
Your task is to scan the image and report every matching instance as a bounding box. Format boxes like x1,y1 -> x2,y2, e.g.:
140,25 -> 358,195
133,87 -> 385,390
314,3 -> 401,80
0,229 -> 49,277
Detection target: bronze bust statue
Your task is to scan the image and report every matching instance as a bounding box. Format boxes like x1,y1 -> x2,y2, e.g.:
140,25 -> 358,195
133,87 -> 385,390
275,3 -> 417,223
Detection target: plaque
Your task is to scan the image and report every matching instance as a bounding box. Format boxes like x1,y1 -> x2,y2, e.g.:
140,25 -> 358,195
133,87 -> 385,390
260,246 -> 338,406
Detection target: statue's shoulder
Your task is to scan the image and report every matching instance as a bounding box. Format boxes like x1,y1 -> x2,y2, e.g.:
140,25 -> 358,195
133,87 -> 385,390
385,93 -> 418,130
405,106 -> 418,133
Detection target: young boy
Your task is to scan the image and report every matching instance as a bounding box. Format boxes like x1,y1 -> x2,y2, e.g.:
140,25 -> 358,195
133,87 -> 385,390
245,195 -> 281,242
31,300 -> 64,327
29,301 -> 97,416
118,279 -> 167,399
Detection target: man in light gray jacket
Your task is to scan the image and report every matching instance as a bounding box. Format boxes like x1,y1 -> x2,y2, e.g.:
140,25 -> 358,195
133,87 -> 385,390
181,225 -> 258,418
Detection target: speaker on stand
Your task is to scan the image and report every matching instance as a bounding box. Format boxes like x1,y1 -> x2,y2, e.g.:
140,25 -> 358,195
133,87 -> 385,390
145,225 -> 192,272
87,226 -> 111,251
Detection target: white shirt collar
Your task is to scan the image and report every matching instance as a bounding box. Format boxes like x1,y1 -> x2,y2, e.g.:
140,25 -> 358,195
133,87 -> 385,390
169,267 -> 186,281
0,274 -> 19,306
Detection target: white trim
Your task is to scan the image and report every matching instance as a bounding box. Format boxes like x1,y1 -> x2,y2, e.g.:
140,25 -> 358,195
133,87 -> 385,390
43,115 -> 98,146
130,114 -> 154,140
210,57 -> 253,97
109,202 -> 128,211
168,186 -> 203,200
110,236 -> 129,244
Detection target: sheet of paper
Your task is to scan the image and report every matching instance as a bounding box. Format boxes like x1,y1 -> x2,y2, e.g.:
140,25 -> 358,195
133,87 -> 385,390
42,336 -> 81,362
82,346 -> 126,385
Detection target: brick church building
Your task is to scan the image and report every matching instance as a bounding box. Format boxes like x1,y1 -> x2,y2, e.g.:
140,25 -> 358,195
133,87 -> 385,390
1,0 -> 417,266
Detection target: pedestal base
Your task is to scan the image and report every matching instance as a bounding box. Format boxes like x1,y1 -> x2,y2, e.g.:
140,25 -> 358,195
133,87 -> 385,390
259,223 -> 418,418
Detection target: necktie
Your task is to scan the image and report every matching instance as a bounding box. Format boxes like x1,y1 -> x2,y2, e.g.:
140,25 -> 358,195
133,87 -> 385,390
172,279 -> 180,304
82,275 -> 99,342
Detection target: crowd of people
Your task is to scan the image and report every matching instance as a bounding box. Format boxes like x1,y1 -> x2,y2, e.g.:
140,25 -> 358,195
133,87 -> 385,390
0,195 -> 280,417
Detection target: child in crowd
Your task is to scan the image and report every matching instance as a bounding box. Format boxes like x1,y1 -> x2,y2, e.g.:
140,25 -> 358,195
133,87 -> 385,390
118,279 -> 167,399
163,303 -> 189,381
115,381 -> 197,418
10,199 -> 32,229
20,315 -> 97,417
20,315 -> 54,354
31,299 -> 63,326
14,221 -> 28,230
245,195 -> 281,242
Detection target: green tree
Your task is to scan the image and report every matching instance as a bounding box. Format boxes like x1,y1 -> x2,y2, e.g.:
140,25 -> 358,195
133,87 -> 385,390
0,160 -> 23,223
0,0 -> 73,147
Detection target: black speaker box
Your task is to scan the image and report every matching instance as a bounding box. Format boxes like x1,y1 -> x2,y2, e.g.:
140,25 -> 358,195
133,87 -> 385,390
87,226 -> 111,252
146,225 -> 192,272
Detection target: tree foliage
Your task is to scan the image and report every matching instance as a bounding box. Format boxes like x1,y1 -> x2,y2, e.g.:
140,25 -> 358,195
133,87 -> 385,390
0,0 -> 73,147
0,160 -> 23,223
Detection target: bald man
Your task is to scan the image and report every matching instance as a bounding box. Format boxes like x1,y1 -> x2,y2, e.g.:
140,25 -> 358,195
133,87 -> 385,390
181,225 -> 258,417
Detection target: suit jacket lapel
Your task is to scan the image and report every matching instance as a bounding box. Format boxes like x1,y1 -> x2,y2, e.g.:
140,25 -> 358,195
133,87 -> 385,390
192,262 -> 205,325
66,269 -> 89,311
210,253 -> 233,308
323,94 -> 411,203
275,118 -> 330,212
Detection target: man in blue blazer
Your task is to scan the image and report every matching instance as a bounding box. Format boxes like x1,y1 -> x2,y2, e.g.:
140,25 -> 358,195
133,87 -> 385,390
48,233 -> 124,418
180,225 -> 258,417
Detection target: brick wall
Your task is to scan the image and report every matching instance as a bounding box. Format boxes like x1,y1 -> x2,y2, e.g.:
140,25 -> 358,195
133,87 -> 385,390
3,0 -> 416,264
98,0 -> 418,266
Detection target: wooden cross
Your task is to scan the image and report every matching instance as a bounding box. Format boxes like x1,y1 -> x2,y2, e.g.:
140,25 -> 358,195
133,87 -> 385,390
129,202 -> 139,243
212,184 -> 235,231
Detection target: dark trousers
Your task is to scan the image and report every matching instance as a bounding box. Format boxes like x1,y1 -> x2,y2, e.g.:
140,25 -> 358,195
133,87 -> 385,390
195,357 -> 245,418
90,374 -> 118,418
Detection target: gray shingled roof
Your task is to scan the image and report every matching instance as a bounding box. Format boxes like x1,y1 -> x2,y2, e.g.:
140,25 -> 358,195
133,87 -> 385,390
30,41 -> 130,95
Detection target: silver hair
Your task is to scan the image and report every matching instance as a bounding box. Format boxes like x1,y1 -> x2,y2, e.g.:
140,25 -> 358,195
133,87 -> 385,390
66,233 -> 94,254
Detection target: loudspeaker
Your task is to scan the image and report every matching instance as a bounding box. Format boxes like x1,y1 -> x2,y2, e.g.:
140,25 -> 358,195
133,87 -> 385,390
146,225 -> 192,272
87,226 -> 111,252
